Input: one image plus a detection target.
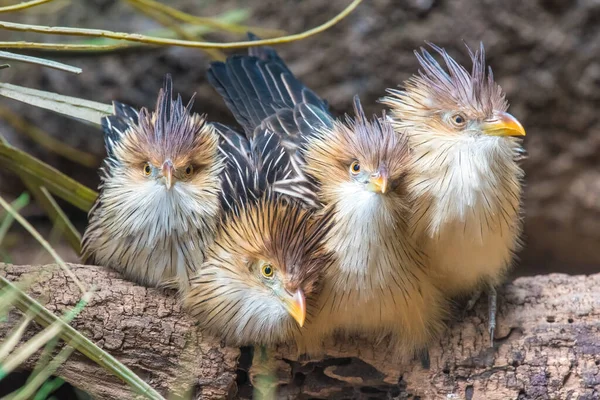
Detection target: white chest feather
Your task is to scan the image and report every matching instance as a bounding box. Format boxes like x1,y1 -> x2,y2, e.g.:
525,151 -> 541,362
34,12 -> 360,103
297,184 -> 444,357
409,135 -> 523,294
84,176 -> 219,288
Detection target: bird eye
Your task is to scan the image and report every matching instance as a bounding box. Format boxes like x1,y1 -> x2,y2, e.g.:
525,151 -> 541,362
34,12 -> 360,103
184,165 -> 194,176
349,161 -> 361,175
450,113 -> 467,127
261,264 -> 274,278
143,163 -> 152,176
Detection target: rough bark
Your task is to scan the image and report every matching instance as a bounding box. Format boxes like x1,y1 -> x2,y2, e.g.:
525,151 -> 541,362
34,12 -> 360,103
1,263 -> 599,399
0,263 -> 239,400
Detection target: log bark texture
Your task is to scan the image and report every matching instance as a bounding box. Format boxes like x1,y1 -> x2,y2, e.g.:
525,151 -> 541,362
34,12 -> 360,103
0,263 -> 240,400
1,263 -> 599,400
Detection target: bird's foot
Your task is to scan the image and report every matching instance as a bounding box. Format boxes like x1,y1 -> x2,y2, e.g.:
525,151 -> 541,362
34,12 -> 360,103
488,286 -> 497,347
465,287 -> 484,312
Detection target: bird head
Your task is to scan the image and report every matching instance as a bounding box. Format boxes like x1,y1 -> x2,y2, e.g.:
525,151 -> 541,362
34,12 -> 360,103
109,76 -> 221,195
381,42 -> 525,142
185,198 -> 333,345
303,96 -> 410,204
98,75 -> 222,239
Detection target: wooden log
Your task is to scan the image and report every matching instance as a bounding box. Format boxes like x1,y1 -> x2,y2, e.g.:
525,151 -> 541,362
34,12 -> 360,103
1,264 -> 599,399
0,263 -> 239,400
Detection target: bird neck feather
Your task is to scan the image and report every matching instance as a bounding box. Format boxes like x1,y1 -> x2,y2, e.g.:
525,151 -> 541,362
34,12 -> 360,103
407,131 -> 523,239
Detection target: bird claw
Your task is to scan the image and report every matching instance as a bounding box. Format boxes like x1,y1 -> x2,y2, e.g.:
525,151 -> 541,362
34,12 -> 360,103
463,286 -> 497,347
465,287 -> 484,312
488,286 -> 497,347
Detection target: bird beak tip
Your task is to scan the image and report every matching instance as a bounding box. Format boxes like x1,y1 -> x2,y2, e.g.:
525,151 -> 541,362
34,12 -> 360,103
286,289 -> 306,328
483,112 -> 526,137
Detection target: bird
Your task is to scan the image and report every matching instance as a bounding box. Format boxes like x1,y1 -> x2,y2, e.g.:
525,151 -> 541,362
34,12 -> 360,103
207,40 -> 447,360
82,74 -> 223,291
381,43 -> 526,341
183,49 -> 334,346
185,195 -> 334,346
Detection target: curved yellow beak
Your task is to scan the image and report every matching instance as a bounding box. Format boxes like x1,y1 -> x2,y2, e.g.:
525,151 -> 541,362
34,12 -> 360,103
284,289 -> 306,327
482,112 -> 526,137
162,160 -> 174,190
367,170 -> 388,194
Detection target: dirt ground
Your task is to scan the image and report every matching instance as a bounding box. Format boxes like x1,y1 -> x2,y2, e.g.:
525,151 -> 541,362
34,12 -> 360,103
1,0 -> 599,276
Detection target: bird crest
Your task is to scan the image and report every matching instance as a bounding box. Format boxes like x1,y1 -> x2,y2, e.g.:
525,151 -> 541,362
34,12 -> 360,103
383,42 -> 508,119
303,96 -> 410,196
102,74 -> 219,172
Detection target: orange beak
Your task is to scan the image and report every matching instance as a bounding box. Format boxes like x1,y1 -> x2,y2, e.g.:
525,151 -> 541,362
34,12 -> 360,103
482,112 -> 526,137
284,289 -> 306,327
162,159 -> 174,190
368,169 -> 388,194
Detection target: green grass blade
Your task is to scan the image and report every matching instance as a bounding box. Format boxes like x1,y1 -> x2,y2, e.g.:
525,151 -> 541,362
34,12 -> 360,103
0,192 -> 30,244
0,311 -> 34,362
0,51 -> 81,74
15,346 -> 73,400
25,185 -> 82,254
33,377 -> 66,400
0,290 -> 91,382
0,106 -> 99,167
0,277 -> 167,400
0,83 -> 112,126
0,142 -> 97,212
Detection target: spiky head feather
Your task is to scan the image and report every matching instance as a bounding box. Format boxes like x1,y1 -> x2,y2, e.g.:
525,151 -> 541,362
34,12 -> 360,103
382,42 -> 509,132
303,96 -> 410,202
186,196 -> 333,345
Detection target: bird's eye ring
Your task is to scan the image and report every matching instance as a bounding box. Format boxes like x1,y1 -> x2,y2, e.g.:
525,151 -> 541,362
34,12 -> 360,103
143,163 -> 152,176
261,264 -> 274,278
349,161 -> 361,175
185,165 -> 194,176
450,113 -> 467,127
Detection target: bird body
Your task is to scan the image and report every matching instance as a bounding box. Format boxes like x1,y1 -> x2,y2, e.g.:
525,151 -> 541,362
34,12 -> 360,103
298,99 -> 445,358
184,46 -> 333,346
208,41 -> 446,358
82,76 -> 223,291
406,132 -> 522,295
381,43 -> 525,304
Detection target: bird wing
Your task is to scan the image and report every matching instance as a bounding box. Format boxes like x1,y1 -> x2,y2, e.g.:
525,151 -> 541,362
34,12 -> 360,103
207,38 -> 333,208
214,121 -> 312,213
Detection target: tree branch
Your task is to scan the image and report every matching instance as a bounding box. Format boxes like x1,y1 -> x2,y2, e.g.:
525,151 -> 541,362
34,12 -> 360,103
1,264 -> 598,399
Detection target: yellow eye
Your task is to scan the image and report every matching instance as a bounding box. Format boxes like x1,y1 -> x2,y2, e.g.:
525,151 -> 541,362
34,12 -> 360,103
261,264 -> 274,278
143,163 -> 152,176
184,165 -> 194,176
350,161 -> 361,175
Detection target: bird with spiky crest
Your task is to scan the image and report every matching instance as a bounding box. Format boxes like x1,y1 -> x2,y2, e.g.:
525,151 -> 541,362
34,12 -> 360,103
82,75 -> 223,291
185,194 -> 334,345
207,39 -> 447,359
183,41 -> 334,345
381,43 -> 526,340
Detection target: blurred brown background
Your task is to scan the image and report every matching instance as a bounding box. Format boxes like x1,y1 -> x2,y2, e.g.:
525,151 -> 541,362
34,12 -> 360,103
0,0 -> 598,277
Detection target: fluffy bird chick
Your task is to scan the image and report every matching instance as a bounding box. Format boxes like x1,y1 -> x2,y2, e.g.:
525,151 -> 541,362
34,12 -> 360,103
82,75 -> 222,291
301,98 -> 445,358
381,43 -> 525,337
185,48 -> 333,345
207,40 -> 446,358
185,197 -> 333,345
